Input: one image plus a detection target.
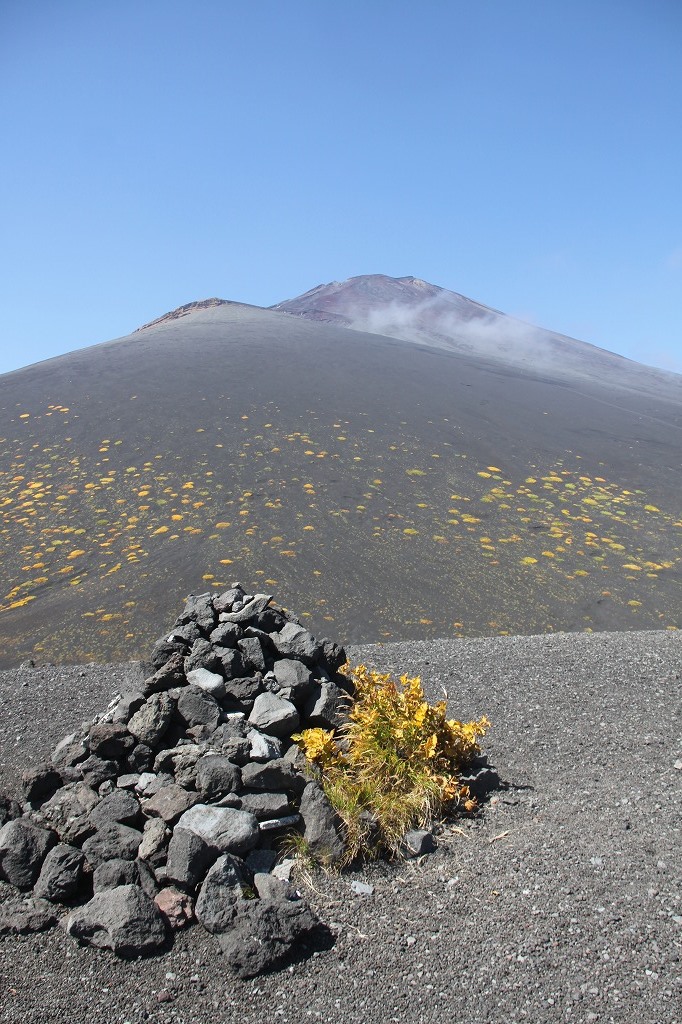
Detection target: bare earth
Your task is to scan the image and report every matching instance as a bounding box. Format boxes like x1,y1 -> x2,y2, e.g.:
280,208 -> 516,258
0,630 -> 680,1024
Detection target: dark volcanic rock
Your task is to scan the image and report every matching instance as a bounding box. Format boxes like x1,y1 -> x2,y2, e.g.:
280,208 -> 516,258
175,804 -> 259,856
165,828 -> 217,891
34,781 -> 99,845
304,681 -> 348,730
34,843 -> 85,902
143,652 -> 186,695
196,756 -> 241,801
150,635 -> 188,671
248,692 -> 300,737
272,658 -> 313,697
0,794 -> 22,827
89,789 -> 141,829
209,621 -> 242,648
21,764 -> 63,805
240,759 -> 306,796
239,791 -> 290,821
217,899 -> 327,978
65,884 -> 168,957
142,784 -> 200,824
0,588 -> 356,976
223,674 -> 263,707
0,818 -> 57,889
79,755 -> 119,788
92,858 -> 140,893
238,636 -> 268,674
184,638 -> 223,674
87,722 -> 134,760
127,692 -> 174,747
217,647 -> 247,682
195,853 -> 251,934
298,781 -> 346,866
0,896 -> 59,935
82,822 -> 143,868
174,593 -> 217,633
271,622 -> 322,665
176,686 -> 221,729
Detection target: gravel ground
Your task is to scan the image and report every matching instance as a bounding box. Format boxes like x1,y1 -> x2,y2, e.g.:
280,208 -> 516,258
0,630 -> 680,1024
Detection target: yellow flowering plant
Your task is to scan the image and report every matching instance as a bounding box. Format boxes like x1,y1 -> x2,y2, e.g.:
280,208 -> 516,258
293,664 -> 490,864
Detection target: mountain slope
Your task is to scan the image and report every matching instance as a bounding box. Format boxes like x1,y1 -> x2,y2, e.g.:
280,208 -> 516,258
0,297 -> 680,668
273,274 -> 681,396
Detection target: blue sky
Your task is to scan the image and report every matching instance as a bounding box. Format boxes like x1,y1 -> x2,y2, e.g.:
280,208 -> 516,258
1,0 -> 681,375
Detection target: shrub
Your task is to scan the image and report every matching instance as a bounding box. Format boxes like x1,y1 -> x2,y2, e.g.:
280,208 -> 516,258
293,664 -> 490,864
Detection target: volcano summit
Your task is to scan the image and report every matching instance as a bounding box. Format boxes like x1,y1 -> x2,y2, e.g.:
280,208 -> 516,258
0,275 -> 680,667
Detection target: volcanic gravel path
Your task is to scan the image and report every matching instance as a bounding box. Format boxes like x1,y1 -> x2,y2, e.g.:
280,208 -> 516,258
0,630 -> 680,1024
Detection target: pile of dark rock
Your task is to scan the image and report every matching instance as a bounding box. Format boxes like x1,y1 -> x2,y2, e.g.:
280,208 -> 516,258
0,586 -> 354,977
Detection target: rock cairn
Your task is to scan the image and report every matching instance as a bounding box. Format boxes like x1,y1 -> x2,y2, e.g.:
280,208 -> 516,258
0,586 -> 353,977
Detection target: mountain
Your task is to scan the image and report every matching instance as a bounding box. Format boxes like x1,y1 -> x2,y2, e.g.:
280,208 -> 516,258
273,274 -> 678,394
0,283 -> 680,668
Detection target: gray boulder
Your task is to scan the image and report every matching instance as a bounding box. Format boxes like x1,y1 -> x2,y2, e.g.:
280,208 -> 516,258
196,756 -> 241,801
165,828 -> 216,890
21,764 -> 62,805
89,789 -> 141,829
219,594 -> 272,624
298,781 -> 345,866
87,723 -> 134,760
0,897 -> 59,935
238,791 -> 290,821
175,804 -> 259,856
34,843 -> 85,902
240,758 -> 307,796
184,638 -> 222,674
176,686 -> 221,730
92,858 -> 139,893
272,658 -> 313,695
34,781 -> 99,845
185,667 -> 226,699
304,681 -> 348,730
248,693 -> 300,737
0,819 -> 56,889
127,692 -> 174,748
271,623 -> 321,665
65,884 -> 168,957
217,899 -> 325,978
142,783 -> 200,824
82,822 -> 143,868
247,729 -> 283,762
195,853 -> 251,933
